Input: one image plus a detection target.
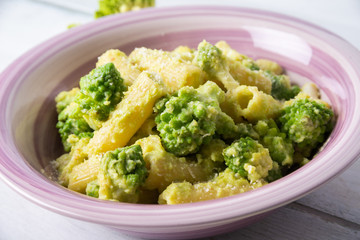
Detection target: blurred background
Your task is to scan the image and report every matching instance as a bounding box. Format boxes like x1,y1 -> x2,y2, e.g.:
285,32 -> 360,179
1,0 -> 360,72
0,0 -> 359,239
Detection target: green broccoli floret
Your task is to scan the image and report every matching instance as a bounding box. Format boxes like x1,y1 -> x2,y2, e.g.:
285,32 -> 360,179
55,88 -> 80,113
266,162 -> 283,182
98,144 -> 147,202
223,137 -> 273,182
95,0 -> 155,18
264,71 -> 300,100
279,98 -> 334,156
235,122 -> 260,140
55,63 -> 126,151
86,180 -> 100,198
154,81 -> 239,156
196,139 -> 228,173
56,102 -> 94,152
76,62 -> 127,122
197,139 -> 228,163
254,119 -> 294,166
194,40 -> 239,90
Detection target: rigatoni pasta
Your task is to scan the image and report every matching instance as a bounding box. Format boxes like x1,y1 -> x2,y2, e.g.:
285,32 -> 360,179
135,135 -> 216,192
129,47 -> 205,93
222,85 -> 281,122
97,49 -> 141,86
215,41 -> 272,94
87,71 -> 165,156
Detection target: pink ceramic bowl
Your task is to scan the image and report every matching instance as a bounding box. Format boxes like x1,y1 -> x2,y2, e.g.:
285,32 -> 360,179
0,6 -> 360,239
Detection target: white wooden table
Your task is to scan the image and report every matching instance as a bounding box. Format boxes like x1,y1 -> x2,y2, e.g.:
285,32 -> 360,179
1,0 -> 359,239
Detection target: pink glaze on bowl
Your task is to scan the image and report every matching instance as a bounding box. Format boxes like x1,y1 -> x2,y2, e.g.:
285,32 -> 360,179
0,6 -> 360,239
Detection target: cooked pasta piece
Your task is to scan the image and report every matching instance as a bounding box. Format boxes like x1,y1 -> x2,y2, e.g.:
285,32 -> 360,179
171,46 -> 195,63
87,71 -> 165,156
97,49 -> 141,86
215,41 -> 249,62
215,41 -> 272,94
222,85 -> 281,122
129,47 -> 204,93
135,135 -> 217,192
158,168 -> 267,204
68,155 -> 101,193
301,82 -> 321,99
56,136 -> 90,186
55,153 -> 71,180
255,59 -> 284,75
127,115 -> 157,145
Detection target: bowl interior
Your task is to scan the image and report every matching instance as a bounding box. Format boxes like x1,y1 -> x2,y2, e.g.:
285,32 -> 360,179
16,22 -> 350,172
1,7 -> 360,233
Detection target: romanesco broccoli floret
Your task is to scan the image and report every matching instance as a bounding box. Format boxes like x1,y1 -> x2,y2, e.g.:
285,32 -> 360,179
264,71 -> 300,100
56,102 -> 94,152
196,139 -> 227,173
194,40 -> 224,75
278,98 -> 334,156
55,63 -> 126,151
241,57 -> 260,71
86,180 -> 100,198
95,0 -> 155,18
266,162 -> 283,182
76,62 -> 126,125
55,88 -> 80,113
254,119 -> 294,166
154,81 -> 239,156
194,40 -> 239,90
98,144 -> 147,202
197,139 -> 227,163
223,137 -> 273,182
235,122 -> 260,140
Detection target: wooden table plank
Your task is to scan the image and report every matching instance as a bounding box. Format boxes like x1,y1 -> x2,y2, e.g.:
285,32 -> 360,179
216,203 -> 360,240
298,159 -> 360,225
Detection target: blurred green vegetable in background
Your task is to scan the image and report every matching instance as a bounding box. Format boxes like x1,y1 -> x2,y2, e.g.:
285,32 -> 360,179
67,0 -> 155,29
95,0 -> 156,18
